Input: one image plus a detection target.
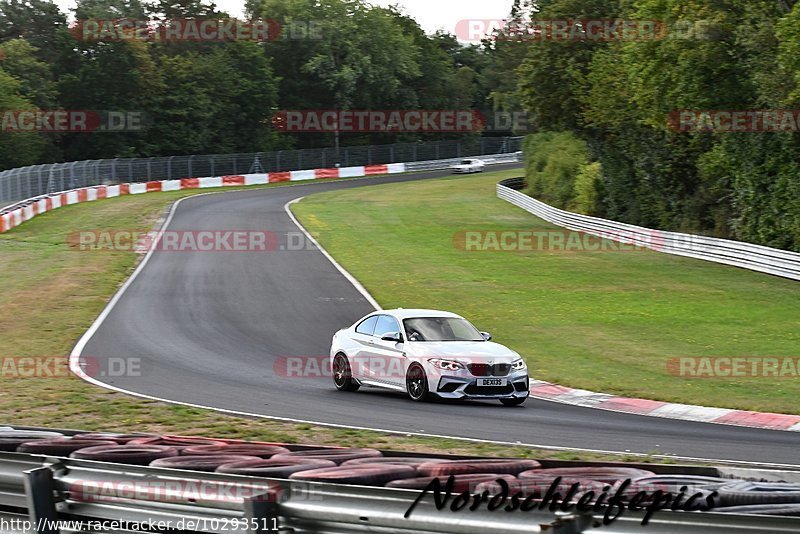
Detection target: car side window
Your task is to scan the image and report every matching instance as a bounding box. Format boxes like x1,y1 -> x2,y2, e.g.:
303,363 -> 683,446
374,315 -> 401,339
355,316 -> 378,336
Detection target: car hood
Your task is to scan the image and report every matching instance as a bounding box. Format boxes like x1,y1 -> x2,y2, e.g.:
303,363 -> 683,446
407,341 -> 518,362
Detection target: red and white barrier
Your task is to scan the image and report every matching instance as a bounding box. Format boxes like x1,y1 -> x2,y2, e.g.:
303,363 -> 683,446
0,163 -> 407,234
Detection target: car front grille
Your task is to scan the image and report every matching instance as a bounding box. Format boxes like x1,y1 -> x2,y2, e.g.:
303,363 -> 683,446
468,363 -> 511,377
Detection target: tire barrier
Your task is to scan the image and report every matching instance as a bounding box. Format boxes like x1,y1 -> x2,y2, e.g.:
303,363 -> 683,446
16,439 -> 118,455
417,459 -> 542,477
713,504 -> 800,516
387,474 -> 518,492
486,475 -> 610,495
70,445 -> 179,465
149,455 -> 264,472
0,430 -> 63,451
181,444 -> 291,458
289,465 -> 418,486
717,481 -> 800,507
128,435 -> 228,451
271,448 -> 383,465
216,458 -> 338,478
7,429 -> 800,522
341,457 -> 451,469
73,433 -> 157,444
519,467 -> 656,485
632,475 -> 732,492
474,477 -> 597,498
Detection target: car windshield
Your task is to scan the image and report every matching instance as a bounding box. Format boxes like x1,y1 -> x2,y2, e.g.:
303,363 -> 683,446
403,317 -> 484,342
461,160 -> 474,165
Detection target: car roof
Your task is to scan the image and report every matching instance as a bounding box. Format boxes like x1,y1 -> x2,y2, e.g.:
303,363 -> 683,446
375,309 -> 463,320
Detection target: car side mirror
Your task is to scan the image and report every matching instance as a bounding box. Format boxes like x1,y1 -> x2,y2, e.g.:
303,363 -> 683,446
480,332 -> 492,341
381,332 -> 403,343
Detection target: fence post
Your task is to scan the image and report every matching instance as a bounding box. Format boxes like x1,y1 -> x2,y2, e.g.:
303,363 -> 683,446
188,155 -> 194,178
23,468 -> 59,534
168,156 -> 174,180
69,161 -> 79,187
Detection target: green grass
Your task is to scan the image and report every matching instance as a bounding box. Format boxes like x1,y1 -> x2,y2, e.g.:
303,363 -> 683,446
292,170 -> 800,415
0,176 -> 673,464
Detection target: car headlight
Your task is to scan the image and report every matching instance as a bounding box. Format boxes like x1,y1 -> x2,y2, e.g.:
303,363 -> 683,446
511,358 -> 527,371
428,359 -> 464,371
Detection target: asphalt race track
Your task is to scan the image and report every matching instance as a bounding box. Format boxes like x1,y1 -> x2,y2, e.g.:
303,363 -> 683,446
75,165 -> 800,464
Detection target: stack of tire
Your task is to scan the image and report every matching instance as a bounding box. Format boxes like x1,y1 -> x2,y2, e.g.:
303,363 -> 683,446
4,428 -> 799,516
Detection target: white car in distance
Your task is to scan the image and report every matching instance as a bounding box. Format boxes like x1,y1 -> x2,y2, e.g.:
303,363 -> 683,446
451,158 -> 486,174
330,309 -> 529,406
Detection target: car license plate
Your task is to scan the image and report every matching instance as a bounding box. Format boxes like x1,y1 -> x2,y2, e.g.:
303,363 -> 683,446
477,378 -> 507,387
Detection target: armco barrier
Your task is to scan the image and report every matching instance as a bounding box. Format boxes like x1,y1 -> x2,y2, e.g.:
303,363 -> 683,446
0,154 -> 521,235
497,178 -> 800,281
2,426 -> 800,533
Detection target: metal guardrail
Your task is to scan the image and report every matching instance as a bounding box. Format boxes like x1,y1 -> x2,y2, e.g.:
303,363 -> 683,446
0,137 -> 523,204
497,178 -> 800,281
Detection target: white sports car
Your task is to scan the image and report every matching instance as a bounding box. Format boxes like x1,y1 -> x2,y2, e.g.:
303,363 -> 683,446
451,158 -> 486,174
329,309 -> 529,406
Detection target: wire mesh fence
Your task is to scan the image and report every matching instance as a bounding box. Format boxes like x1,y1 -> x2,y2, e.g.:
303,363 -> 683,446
0,137 -> 523,204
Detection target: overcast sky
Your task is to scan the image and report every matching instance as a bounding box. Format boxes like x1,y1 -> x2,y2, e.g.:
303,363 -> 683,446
55,0 -> 515,38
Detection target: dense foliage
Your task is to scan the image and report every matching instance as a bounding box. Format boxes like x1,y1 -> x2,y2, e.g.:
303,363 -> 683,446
0,0 -> 504,167
512,0 -> 800,251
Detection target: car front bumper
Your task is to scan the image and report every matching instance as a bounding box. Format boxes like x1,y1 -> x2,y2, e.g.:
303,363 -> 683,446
432,372 -> 530,400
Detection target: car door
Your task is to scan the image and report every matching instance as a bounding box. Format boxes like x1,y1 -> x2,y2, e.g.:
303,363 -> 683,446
367,315 -> 407,388
350,315 -> 378,379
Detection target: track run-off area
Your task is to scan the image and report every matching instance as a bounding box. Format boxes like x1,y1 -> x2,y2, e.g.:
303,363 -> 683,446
71,165 -> 800,465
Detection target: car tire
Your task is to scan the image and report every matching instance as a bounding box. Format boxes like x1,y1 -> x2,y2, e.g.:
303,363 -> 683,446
289,465 -> 417,486
271,448 -> 382,465
70,445 -> 179,465
333,353 -> 360,392
216,458 -> 337,478
406,363 -> 431,402
149,455 -> 263,472
17,439 -> 118,456
500,397 -> 526,407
